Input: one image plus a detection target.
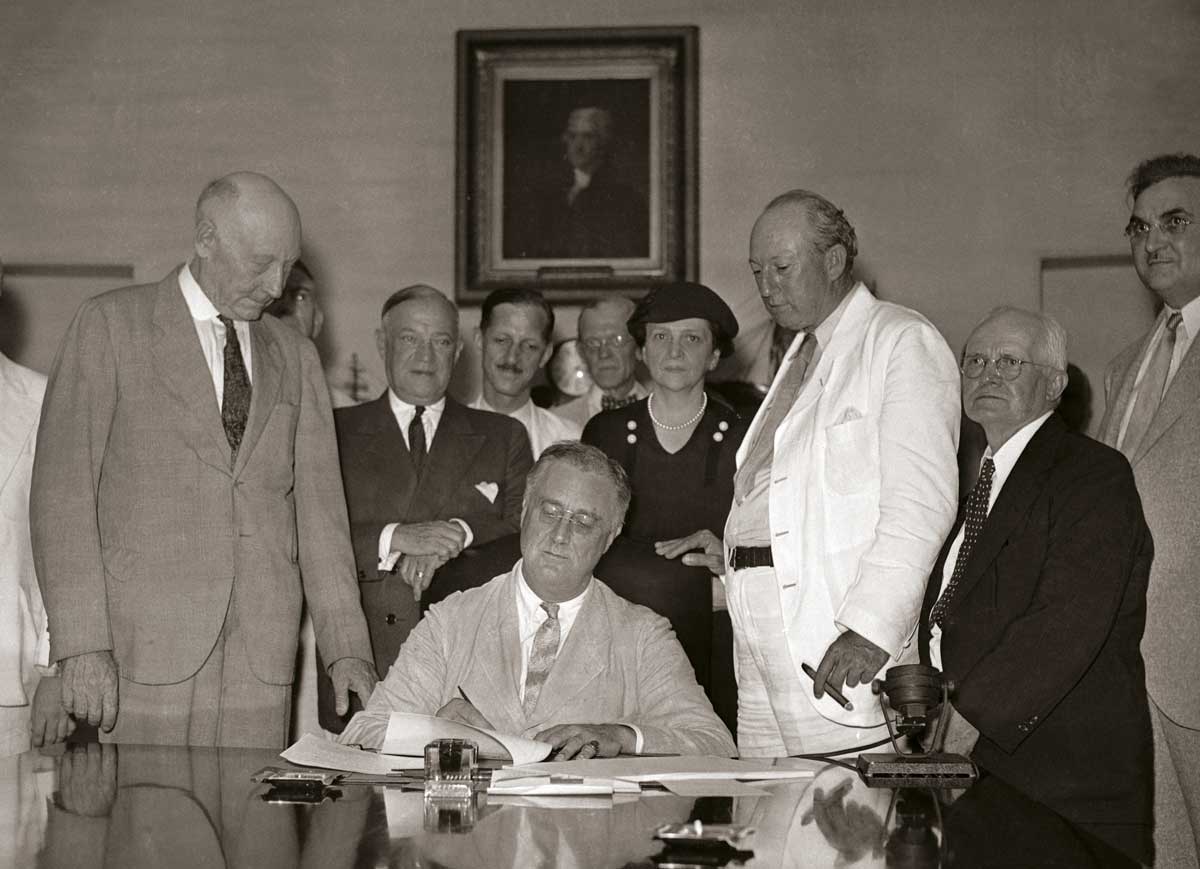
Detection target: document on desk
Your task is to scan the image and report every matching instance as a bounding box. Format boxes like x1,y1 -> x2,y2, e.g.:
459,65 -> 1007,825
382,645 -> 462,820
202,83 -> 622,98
488,767 -> 642,796
508,756 -> 821,783
280,734 -> 398,776
382,712 -> 554,765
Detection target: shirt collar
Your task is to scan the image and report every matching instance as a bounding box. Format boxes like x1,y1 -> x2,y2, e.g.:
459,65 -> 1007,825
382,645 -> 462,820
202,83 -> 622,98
809,281 -> 859,350
475,394 -> 534,426
178,263 -> 221,321
983,410 -> 1054,493
387,390 -> 446,418
1168,294 -> 1200,342
514,559 -> 591,634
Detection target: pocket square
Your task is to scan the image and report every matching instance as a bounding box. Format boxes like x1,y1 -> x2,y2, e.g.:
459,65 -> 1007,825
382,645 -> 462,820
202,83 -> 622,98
475,481 -> 499,503
835,407 -> 863,425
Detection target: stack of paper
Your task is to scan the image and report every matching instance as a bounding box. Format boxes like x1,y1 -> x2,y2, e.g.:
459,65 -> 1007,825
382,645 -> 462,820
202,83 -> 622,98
382,713 -> 553,764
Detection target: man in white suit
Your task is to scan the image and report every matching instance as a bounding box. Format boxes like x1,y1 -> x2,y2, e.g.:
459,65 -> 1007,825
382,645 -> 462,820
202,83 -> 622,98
1097,153 -> 1200,866
724,190 -> 960,756
340,441 -> 735,759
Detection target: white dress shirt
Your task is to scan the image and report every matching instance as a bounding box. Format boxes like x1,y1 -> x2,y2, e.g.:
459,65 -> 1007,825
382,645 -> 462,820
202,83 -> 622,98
470,395 -> 582,459
514,564 -> 643,751
178,264 -> 252,406
929,411 -> 1054,669
1115,296 -> 1200,449
377,392 -> 472,570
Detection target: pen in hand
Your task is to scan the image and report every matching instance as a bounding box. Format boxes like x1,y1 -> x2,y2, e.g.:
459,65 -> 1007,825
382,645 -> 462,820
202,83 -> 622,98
801,662 -> 854,711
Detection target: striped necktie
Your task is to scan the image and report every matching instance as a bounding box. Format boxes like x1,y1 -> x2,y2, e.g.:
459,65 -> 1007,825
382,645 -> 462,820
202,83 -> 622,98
1119,311 -> 1183,460
523,602 -> 560,716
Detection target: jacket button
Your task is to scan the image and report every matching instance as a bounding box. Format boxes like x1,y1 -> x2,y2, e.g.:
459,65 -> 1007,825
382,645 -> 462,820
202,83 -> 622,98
386,613 -> 397,625
357,569 -> 366,580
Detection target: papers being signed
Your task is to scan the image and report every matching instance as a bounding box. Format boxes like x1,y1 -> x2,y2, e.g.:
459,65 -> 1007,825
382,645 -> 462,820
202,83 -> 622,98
382,713 -> 554,765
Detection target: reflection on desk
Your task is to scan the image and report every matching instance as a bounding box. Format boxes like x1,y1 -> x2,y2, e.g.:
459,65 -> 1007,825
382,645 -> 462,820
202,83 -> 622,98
7,742 -> 1145,868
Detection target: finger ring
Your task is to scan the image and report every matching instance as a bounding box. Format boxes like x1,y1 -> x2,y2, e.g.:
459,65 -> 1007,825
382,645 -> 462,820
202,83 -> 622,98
584,740 -> 600,755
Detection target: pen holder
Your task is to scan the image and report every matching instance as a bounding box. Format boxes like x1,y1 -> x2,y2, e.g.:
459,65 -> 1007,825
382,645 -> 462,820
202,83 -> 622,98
424,738 -> 478,799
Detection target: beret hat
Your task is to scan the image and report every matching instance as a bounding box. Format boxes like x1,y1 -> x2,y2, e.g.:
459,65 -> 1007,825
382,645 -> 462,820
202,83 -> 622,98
627,281 -> 739,341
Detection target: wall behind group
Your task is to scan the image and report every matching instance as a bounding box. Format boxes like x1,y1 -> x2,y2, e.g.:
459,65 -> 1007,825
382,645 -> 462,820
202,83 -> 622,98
1,0 -> 1197,402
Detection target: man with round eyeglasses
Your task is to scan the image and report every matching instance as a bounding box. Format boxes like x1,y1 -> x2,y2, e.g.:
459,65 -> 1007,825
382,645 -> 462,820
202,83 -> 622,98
553,296 -> 648,429
338,442 -> 734,760
1098,153 -> 1200,866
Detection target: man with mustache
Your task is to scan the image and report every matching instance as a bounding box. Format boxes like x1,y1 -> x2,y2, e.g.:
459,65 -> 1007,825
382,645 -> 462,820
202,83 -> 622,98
1098,153 -> 1200,866
470,287 -> 580,459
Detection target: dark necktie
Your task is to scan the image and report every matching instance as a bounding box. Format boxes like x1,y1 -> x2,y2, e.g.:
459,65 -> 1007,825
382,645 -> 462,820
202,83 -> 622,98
735,332 -> 818,500
930,457 -> 996,626
218,315 -> 251,463
1120,311 -> 1183,460
523,602 -> 560,716
601,392 -> 639,411
409,405 -> 427,473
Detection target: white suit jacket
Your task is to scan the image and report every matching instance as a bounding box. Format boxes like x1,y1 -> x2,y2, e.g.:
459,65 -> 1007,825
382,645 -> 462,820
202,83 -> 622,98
341,563 -> 736,756
0,354 -> 49,713
731,284 -> 960,726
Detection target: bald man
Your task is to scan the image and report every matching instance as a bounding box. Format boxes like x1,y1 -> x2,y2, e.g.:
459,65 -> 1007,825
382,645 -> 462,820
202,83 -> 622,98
553,297 -> 648,430
31,172 -> 376,747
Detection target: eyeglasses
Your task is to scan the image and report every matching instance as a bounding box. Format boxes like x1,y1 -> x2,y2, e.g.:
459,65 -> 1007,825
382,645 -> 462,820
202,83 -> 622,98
537,500 -> 603,535
960,354 -> 1057,381
1124,214 -> 1193,240
581,334 -> 632,353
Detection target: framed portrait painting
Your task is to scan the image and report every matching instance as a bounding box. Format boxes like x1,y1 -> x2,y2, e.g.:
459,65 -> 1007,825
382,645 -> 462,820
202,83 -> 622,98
456,26 -> 698,303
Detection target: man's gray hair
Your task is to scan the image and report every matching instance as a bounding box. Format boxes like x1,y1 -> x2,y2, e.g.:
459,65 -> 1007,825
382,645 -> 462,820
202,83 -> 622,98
526,441 -> 632,526
379,284 -> 459,331
983,305 -> 1069,371
763,189 -> 859,277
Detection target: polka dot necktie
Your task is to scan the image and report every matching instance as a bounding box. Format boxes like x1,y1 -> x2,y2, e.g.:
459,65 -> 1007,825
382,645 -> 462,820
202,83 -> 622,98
522,602 -> 560,716
930,457 -> 995,627
218,315 -> 251,465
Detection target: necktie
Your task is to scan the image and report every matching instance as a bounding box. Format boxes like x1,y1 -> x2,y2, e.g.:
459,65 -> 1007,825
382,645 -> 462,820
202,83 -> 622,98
601,392 -> 639,411
735,332 -> 818,500
409,405 -> 427,473
523,602 -> 560,716
930,457 -> 996,626
218,315 -> 251,464
1120,311 -> 1183,460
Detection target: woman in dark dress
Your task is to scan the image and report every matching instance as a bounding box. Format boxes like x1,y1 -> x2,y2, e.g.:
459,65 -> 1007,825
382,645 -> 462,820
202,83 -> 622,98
582,282 -> 747,734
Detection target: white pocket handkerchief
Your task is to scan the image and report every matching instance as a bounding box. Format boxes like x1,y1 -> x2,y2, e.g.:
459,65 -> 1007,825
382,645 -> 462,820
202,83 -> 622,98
834,406 -> 863,425
475,481 -> 499,503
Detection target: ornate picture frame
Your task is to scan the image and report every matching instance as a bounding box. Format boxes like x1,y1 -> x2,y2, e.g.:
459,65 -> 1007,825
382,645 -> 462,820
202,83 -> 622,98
455,26 -> 698,304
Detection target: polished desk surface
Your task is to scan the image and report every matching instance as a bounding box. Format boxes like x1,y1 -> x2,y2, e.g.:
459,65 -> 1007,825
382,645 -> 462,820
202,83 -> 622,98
0,743 -> 1142,868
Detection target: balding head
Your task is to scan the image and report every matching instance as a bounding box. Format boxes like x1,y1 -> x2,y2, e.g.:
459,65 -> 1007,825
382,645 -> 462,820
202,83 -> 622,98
577,296 -> 639,394
191,172 -> 302,321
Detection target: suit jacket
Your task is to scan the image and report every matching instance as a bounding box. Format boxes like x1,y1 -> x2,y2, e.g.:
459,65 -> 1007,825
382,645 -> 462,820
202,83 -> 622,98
29,270 -> 371,688
1098,323 -> 1200,727
320,394 -> 531,728
340,564 -> 736,757
730,283 -> 961,726
919,414 -> 1153,830
0,354 -> 48,747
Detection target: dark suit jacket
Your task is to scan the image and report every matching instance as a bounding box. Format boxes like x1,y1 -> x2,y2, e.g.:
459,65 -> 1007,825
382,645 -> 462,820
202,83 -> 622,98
30,270 -> 371,692
918,414 -> 1153,834
318,394 -> 532,729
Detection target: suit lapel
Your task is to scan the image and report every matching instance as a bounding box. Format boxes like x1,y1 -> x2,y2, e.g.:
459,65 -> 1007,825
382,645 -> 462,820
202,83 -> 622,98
472,571 -> 525,728
232,321 -> 284,477
784,285 -> 875,425
419,399 -> 486,518
942,417 -> 1062,614
529,581 -> 607,724
358,394 -> 421,517
150,271 -> 230,471
1097,335 -> 1151,446
1131,339 -> 1200,464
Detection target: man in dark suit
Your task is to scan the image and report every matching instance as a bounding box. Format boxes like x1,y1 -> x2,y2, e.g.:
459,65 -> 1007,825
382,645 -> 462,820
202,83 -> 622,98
1097,154 -> 1200,866
919,306 -> 1153,863
30,172 -> 376,748
318,284 -> 533,731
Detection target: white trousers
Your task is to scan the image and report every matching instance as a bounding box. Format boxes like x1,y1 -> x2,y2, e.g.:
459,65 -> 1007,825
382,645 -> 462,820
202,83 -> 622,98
726,565 -> 884,757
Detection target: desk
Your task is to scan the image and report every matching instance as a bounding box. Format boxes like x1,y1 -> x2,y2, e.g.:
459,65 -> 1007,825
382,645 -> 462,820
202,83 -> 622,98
1,743 -> 1144,868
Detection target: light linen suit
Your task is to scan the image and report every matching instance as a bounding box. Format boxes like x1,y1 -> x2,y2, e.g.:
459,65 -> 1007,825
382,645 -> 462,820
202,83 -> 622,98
728,283 -> 960,728
1099,316 -> 1200,864
341,563 -> 736,757
0,354 -> 49,757
30,270 -> 372,746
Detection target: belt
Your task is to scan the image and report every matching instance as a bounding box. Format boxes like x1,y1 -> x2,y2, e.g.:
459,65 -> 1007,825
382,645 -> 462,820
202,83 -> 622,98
730,545 -> 774,571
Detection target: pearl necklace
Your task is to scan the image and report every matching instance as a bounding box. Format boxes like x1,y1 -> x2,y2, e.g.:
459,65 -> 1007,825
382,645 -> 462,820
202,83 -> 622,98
648,392 -> 707,430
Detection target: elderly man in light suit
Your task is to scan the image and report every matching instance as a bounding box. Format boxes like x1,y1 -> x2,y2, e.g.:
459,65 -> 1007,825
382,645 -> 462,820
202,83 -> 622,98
721,189 -> 960,757
340,441 -> 735,759
30,172 -> 376,748
1098,153 -> 1200,866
